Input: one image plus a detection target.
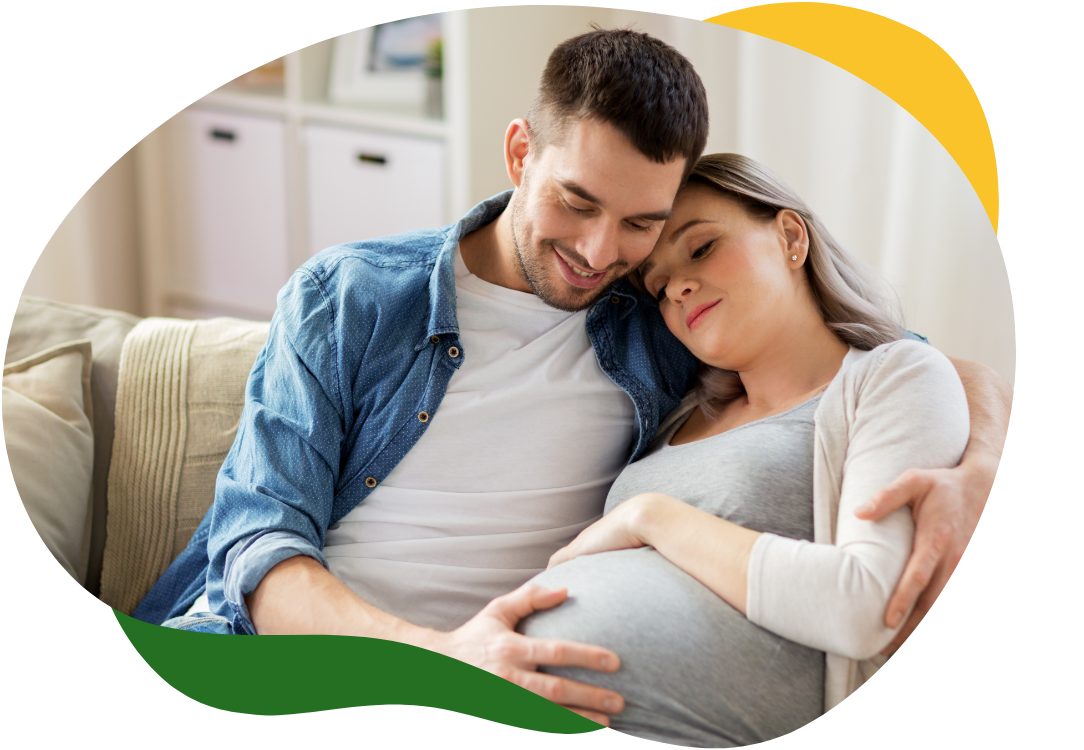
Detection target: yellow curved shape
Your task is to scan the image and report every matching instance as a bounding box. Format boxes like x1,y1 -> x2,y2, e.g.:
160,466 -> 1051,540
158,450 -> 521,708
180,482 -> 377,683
706,3 -> 997,232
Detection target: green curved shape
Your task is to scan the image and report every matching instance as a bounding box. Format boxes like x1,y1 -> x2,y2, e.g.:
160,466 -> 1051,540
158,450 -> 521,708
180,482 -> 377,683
115,610 -> 600,732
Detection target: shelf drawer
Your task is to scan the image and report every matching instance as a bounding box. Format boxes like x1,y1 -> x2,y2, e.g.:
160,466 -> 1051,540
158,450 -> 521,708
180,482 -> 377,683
305,124 -> 445,255
169,107 -> 291,317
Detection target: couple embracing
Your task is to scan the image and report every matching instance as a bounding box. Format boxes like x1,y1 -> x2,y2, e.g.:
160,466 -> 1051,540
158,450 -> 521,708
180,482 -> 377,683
140,27 -> 1011,746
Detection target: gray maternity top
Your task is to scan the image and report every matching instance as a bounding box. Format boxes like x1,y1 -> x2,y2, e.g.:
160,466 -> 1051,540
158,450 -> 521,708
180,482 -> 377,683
520,396 -> 825,747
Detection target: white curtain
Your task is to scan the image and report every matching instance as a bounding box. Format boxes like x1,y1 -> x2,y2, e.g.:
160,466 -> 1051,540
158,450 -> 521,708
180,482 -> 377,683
618,12 -> 1015,384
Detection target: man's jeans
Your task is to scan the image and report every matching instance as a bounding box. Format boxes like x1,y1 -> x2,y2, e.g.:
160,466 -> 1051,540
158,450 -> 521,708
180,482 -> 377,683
162,612 -> 233,634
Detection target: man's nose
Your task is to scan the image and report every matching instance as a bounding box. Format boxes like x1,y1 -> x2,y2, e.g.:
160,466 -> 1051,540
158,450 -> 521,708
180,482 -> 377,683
577,220 -> 621,271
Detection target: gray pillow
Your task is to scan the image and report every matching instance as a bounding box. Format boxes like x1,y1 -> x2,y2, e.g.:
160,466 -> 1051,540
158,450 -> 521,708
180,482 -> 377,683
5,298 -> 140,593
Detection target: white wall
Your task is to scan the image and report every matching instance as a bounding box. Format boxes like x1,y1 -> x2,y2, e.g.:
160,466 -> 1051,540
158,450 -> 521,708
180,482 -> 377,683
22,149 -> 143,316
733,33 -> 1014,383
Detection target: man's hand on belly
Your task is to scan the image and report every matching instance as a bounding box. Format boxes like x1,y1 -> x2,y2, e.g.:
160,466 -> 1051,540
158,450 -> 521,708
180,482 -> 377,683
248,557 -> 623,725
423,583 -> 625,727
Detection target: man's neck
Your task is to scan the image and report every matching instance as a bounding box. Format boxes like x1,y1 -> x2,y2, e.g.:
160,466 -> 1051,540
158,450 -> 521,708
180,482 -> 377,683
458,204 -> 532,293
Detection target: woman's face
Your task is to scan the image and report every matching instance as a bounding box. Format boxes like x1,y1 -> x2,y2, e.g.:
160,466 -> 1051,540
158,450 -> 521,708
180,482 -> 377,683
639,183 -> 807,371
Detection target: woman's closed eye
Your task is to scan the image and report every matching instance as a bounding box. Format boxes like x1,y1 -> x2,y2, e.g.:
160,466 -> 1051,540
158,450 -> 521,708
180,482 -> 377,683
691,240 -> 715,260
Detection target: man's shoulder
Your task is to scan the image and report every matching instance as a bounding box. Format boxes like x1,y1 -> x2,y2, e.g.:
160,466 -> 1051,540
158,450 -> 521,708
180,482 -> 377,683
602,280 -> 688,355
303,225 -> 453,286
596,279 -> 698,403
273,224 -> 455,352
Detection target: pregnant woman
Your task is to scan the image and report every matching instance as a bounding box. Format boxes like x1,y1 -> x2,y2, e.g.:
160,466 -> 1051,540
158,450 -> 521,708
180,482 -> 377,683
519,153 -> 970,746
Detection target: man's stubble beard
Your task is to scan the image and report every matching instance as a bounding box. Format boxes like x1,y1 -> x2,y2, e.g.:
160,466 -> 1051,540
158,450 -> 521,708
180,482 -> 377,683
508,179 -> 629,313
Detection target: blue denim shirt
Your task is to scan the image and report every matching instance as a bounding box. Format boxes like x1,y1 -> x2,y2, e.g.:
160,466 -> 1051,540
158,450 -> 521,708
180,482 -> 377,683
133,192 -> 699,632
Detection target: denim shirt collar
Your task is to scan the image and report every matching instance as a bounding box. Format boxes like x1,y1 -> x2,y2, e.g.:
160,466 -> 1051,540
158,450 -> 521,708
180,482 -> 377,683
418,191 -> 514,350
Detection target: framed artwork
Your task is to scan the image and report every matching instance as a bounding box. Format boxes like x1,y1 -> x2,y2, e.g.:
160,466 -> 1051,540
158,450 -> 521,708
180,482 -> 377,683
328,14 -> 442,108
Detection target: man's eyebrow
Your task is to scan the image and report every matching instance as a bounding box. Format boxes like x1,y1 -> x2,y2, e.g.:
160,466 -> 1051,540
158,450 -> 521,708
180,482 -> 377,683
639,259 -> 657,278
558,179 -> 603,206
558,179 -> 673,222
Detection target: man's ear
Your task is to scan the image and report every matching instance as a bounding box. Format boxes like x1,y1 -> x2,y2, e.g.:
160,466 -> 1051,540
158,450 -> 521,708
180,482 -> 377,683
504,118 -> 531,188
778,209 -> 810,266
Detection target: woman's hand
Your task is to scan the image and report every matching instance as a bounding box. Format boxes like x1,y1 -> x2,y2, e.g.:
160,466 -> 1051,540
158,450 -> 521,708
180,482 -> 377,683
550,492 -> 760,615
548,493 -> 672,568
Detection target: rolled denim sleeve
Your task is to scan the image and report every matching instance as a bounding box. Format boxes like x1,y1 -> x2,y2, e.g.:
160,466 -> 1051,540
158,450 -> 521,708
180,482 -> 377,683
204,268 -> 351,634
223,531 -> 329,634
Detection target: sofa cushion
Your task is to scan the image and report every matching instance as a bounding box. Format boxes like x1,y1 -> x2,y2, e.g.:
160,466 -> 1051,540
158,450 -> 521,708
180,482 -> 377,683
5,298 -> 140,593
3,341 -> 95,582
101,316 -> 269,614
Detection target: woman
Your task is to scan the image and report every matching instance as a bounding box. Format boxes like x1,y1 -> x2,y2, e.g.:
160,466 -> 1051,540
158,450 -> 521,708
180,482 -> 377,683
518,153 -> 970,746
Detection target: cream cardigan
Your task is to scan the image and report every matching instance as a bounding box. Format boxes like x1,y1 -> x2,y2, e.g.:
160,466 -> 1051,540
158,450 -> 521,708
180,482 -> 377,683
656,340 -> 970,712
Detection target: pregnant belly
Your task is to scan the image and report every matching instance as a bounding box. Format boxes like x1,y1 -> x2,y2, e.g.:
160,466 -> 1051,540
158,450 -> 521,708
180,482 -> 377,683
518,548 -> 823,747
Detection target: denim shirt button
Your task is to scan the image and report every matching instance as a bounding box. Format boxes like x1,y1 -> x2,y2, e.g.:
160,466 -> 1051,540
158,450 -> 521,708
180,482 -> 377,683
430,335 -> 440,344
610,295 -> 620,304
365,476 -> 378,488
418,411 -> 430,422
448,346 -> 460,358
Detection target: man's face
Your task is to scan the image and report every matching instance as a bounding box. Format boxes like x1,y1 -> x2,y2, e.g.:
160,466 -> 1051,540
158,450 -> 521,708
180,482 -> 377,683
508,117 -> 688,312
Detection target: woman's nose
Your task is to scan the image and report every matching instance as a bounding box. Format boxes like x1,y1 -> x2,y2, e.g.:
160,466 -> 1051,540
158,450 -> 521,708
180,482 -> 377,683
668,277 -> 698,302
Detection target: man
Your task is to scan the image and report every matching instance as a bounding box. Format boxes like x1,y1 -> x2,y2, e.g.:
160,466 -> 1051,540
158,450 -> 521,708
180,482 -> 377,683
140,28 -> 1011,726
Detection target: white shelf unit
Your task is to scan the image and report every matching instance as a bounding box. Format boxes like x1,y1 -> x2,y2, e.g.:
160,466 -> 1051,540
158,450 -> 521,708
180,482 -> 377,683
136,11 -> 471,320
133,6 -> 634,320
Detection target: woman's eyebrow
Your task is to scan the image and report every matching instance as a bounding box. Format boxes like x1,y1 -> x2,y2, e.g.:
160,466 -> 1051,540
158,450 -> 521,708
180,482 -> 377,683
666,219 -> 712,243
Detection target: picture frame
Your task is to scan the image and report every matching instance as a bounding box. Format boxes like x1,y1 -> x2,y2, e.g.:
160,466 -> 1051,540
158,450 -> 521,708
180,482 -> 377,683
328,15 -> 442,109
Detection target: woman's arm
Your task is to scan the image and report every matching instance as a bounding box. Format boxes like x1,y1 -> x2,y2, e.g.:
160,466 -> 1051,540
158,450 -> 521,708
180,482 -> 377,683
744,342 -> 970,658
550,341 -> 970,660
855,356 -> 1012,653
548,491 -> 761,613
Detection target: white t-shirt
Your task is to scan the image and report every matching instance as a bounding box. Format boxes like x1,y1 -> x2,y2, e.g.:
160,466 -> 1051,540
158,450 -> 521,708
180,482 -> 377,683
322,247 -> 636,630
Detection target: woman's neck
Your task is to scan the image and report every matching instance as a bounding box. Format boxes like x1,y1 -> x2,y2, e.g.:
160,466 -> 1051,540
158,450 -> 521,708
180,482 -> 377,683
672,308 -> 849,446
733,312 -> 849,414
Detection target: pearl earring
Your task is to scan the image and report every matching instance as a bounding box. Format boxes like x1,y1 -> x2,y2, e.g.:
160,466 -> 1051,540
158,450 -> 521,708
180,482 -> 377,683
791,255 -> 798,261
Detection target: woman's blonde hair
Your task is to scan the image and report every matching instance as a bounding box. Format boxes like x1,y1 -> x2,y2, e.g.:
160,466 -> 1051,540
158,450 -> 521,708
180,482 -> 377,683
675,153 -> 902,415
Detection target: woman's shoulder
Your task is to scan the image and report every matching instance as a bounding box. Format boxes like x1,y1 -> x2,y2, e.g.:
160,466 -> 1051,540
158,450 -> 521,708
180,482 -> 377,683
853,338 -> 959,385
825,339 -> 967,423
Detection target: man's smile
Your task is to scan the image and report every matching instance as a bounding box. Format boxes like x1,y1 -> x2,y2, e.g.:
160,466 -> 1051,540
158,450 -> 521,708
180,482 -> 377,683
552,247 -> 608,289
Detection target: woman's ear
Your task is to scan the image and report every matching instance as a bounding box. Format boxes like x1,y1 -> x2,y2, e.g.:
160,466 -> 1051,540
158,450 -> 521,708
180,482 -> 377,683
504,119 -> 531,188
778,209 -> 810,266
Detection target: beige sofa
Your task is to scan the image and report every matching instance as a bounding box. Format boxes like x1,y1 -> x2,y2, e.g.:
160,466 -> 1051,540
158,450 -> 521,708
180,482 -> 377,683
3,298 -> 268,613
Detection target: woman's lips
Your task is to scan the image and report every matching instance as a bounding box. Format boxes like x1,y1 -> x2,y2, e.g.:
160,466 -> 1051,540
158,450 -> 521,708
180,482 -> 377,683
686,299 -> 721,330
553,248 -> 607,289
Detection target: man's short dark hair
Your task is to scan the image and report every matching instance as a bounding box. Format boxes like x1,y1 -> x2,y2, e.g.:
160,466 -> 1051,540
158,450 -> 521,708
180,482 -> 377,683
527,26 -> 709,179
